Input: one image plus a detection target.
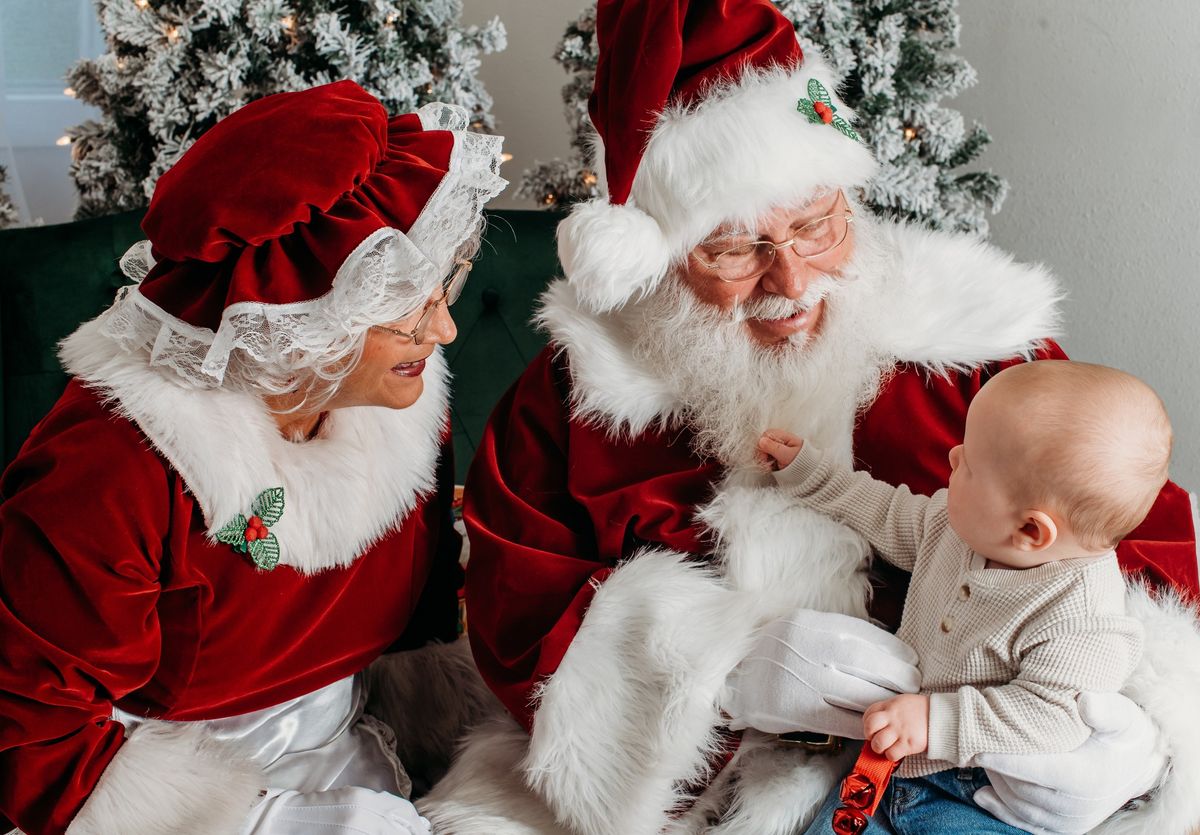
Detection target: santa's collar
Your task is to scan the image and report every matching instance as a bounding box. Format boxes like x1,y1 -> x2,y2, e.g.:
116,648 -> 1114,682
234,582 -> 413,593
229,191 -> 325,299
538,218 -> 1063,436
59,316 -> 448,574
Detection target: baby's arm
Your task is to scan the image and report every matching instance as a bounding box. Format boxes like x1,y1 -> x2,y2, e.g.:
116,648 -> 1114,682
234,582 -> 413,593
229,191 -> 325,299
759,430 -> 943,572
926,615 -> 1143,766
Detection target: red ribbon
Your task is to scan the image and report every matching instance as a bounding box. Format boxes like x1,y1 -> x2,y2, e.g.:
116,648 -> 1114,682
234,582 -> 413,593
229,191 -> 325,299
831,744 -> 899,834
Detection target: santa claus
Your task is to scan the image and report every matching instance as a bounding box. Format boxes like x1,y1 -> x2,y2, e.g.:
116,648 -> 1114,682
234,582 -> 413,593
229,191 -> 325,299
420,1 -> 1200,834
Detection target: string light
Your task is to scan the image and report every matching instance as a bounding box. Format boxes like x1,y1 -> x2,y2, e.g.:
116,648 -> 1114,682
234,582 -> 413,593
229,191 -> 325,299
541,191 -> 558,207
166,25 -> 180,43
386,13 -> 398,25
134,0 -> 149,8
500,152 -> 513,163
56,136 -> 72,146
903,125 -> 918,142
581,170 -> 598,187
280,15 -> 296,32
63,87 -> 76,98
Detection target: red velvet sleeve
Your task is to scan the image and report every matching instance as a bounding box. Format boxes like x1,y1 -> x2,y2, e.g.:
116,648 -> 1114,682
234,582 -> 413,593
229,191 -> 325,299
857,342 -> 1199,601
463,350 -> 616,730
0,385 -> 170,835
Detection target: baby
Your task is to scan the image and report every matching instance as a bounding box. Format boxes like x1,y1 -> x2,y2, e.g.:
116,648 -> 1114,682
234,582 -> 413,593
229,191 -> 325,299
756,360 -> 1170,835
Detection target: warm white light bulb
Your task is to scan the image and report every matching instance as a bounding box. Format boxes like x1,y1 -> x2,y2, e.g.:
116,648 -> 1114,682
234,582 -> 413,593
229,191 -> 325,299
56,135 -> 72,146
64,87 -> 76,97
500,152 -> 513,163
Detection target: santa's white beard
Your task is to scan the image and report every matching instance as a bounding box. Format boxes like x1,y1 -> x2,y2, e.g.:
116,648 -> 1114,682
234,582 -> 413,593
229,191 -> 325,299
628,267 -> 886,468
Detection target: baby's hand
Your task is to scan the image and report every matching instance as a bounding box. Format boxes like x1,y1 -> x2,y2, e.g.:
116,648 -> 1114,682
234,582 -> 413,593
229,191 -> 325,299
862,694 -> 929,762
756,429 -> 804,471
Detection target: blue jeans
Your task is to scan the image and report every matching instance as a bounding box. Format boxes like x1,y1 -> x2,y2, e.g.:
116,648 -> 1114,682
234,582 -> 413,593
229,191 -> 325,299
803,767 -> 1028,834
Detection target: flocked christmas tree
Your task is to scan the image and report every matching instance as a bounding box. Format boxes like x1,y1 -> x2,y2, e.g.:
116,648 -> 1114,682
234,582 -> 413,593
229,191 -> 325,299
519,0 -> 1006,235
0,165 -> 18,229
66,0 -> 506,218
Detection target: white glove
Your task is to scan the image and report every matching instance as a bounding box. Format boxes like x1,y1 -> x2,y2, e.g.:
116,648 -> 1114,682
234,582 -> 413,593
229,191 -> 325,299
721,609 -> 921,738
241,786 -> 433,835
974,692 -> 1166,835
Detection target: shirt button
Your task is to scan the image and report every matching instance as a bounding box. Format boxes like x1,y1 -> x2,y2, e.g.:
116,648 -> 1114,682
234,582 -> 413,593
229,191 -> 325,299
958,584 -> 971,601
941,616 -> 954,633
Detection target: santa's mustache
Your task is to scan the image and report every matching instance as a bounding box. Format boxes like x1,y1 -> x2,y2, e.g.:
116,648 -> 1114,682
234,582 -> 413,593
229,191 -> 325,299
731,274 -> 840,323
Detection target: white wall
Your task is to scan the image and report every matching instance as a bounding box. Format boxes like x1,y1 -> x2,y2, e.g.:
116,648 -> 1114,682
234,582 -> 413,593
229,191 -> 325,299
955,0 -> 1200,489
462,0 -> 591,209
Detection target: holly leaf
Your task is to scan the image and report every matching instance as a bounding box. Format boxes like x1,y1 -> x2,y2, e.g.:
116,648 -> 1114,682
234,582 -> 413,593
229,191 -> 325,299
252,487 -> 285,526
216,514 -> 247,546
808,78 -> 832,106
249,534 -> 280,571
832,116 -> 861,142
796,98 -> 823,125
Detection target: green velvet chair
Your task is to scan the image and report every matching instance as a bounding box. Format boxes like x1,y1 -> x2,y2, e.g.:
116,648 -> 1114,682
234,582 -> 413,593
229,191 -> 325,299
0,209 -> 560,483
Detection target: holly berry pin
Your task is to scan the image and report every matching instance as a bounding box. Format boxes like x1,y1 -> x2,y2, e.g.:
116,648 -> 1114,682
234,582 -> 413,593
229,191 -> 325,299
215,487 -> 285,570
797,79 -> 861,142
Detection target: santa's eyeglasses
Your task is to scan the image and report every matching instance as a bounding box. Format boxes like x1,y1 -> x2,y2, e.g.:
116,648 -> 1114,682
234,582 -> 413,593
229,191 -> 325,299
692,191 -> 853,283
371,259 -> 472,345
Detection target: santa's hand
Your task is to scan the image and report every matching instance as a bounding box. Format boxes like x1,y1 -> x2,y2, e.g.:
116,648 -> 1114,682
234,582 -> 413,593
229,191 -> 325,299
241,786 -> 433,835
974,692 -> 1165,835
721,609 -> 921,738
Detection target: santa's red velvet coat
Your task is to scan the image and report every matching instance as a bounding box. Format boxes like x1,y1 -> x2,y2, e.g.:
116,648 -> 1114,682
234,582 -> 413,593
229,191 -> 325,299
0,328 -> 463,835
422,219 -> 1200,835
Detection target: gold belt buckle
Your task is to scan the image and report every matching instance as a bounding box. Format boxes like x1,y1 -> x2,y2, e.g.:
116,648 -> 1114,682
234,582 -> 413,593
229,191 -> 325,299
776,731 -> 844,753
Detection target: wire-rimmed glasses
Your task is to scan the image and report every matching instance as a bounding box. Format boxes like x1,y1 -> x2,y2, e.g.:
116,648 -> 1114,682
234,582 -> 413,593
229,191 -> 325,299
692,191 -> 854,283
371,258 -> 472,344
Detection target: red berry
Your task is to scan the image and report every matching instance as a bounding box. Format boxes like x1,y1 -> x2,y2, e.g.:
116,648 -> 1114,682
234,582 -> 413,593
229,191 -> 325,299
260,525 -> 269,536
813,101 -> 834,124
245,527 -> 259,542
248,516 -> 262,528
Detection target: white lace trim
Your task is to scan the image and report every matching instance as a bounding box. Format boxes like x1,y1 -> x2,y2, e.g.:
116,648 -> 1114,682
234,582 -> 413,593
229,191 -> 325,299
101,102 -> 507,389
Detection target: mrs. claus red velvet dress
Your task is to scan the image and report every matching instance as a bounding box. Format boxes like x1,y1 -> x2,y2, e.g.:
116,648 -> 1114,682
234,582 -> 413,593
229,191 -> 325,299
0,346 -> 461,835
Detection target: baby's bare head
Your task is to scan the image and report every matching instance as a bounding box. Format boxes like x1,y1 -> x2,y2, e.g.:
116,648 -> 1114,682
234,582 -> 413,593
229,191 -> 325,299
977,360 -> 1172,551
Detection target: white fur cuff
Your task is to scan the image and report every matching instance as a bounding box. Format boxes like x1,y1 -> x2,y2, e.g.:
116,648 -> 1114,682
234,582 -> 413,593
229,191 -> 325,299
522,549 -> 761,835
67,722 -> 263,834
1093,584 -> 1200,834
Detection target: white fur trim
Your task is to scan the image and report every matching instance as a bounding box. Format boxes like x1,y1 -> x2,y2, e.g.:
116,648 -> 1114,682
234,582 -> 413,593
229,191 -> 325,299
701,733 -> 854,834
420,714 -> 569,835
59,317 -> 448,574
522,550 -> 761,835
859,221 -> 1064,373
365,639 -> 500,783
701,477 -> 872,618
539,217 -> 1062,436
556,200 -> 672,314
67,722 -> 262,834
535,280 -> 684,438
1091,584 -> 1200,834
632,56 -> 878,260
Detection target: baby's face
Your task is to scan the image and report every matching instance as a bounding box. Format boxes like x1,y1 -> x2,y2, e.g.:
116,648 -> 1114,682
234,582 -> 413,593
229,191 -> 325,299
946,387 -> 1031,564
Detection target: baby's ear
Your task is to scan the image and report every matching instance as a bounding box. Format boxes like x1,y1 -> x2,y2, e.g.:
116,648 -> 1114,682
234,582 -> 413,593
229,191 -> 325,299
1012,510 -> 1057,551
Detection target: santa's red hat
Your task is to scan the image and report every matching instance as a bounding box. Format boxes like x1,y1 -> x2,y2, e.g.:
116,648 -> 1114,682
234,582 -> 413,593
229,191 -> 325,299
557,0 -> 878,313
101,80 -> 506,386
